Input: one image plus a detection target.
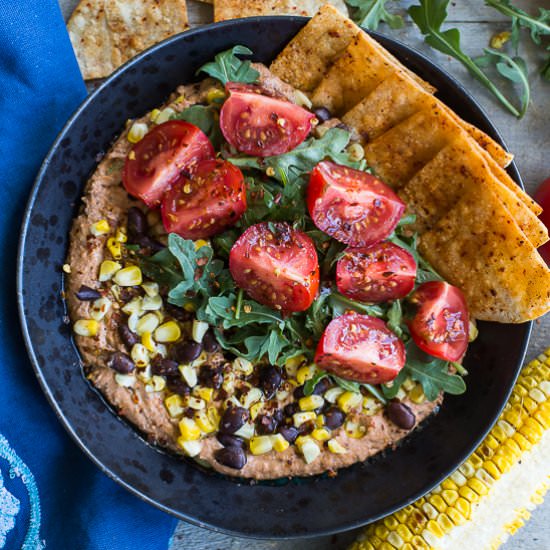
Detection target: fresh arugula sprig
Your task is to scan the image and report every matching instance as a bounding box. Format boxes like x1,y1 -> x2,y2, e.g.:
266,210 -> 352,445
197,45 -> 259,86
485,0 -> 550,80
172,105 -> 223,148
346,0 -> 404,31
409,0 -> 528,117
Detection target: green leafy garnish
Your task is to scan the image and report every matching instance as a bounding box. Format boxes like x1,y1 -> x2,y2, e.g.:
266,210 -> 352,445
409,0 -> 529,117
172,105 -> 223,148
197,45 -> 259,86
346,0 -> 404,30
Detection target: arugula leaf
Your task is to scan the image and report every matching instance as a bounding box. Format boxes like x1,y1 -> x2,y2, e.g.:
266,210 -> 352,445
197,45 -> 259,86
328,292 -> 385,318
542,54 -> 550,81
304,370 -> 329,396
333,376 -> 361,392
172,105 -> 223,148
409,0 -> 527,117
305,291 -> 332,340
386,300 -> 403,338
346,0 -> 404,30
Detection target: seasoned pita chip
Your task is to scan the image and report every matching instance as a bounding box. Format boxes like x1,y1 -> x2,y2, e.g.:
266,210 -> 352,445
269,4 -> 358,92
399,135 -> 548,248
310,31 -> 435,115
214,0 -> 348,22
67,0 -> 189,80
418,184 -> 550,323
342,71 -> 513,169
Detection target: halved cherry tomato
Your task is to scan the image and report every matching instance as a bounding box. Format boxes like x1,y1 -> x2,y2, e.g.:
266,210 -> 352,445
219,83 -> 315,157
336,242 -> 417,303
307,161 -> 405,247
534,177 -> 550,264
122,120 -> 215,207
161,159 -> 246,239
314,312 -> 405,384
408,281 -> 469,362
229,222 -> 319,312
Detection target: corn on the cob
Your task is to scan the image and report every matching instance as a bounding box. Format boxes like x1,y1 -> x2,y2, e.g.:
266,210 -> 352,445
350,350 -> 550,550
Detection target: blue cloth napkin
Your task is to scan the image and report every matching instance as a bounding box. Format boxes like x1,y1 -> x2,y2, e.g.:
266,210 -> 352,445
0,1 -> 177,548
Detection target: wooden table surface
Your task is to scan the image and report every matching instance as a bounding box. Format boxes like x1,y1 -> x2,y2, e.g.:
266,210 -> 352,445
59,1 -> 550,548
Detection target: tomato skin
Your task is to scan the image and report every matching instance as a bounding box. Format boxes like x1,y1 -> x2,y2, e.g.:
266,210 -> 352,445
307,161 -> 405,247
534,177 -> 550,264
161,159 -> 246,239
314,312 -> 405,384
408,281 -> 469,362
336,242 -> 417,303
229,222 -> 319,312
122,120 -> 215,207
219,83 -> 315,157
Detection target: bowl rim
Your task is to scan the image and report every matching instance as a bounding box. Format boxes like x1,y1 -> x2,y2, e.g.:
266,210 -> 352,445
16,15 -> 532,539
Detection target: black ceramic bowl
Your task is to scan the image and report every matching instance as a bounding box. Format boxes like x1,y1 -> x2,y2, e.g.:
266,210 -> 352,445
18,17 -> 531,538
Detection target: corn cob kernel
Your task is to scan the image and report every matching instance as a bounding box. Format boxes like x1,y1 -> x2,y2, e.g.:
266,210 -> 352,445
271,433 -> 290,452
315,414 -> 325,428
106,237 -> 122,259
142,294 -> 163,311
233,357 -> 254,375
285,354 -> 305,377
99,260 -> 121,281
299,395 -> 324,411
194,386 -> 214,402
73,319 -> 99,337
186,396 -> 205,410
192,320 -> 209,343
250,436 -> 273,455
338,390 -> 363,413
242,387 -> 263,408
113,265 -> 142,286
136,313 -> 160,336
115,373 -> 135,387
141,331 -> 156,352
145,375 -> 166,393
327,439 -> 347,454
311,428 -> 331,441
296,436 -> 320,464
195,410 -> 216,433
90,297 -> 112,321
293,411 -> 316,427
250,401 -> 264,421
164,394 -> 184,417
296,364 -> 316,385
206,87 -> 226,103
131,343 -> 149,367
90,219 -> 110,236
409,384 -> 426,404
178,418 -> 201,441
154,321 -> 181,343
141,281 -> 159,297
178,438 -> 202,457
234,422 -> 255,440
324,386 -> 345,403
345,420 -> 366,439
155,107 -> 175,124
127,121 -> 148,143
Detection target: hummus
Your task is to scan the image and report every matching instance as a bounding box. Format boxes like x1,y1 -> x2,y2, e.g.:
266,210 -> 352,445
66,67 -> 441,479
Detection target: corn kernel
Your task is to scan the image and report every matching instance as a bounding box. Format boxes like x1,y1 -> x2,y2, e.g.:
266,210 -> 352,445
165,394 -> 184,417
195,410 -> 216,433
345,420 -> 367,439
187,396 -> 205,410
183,302 -> 196,313
250,436 -> 273,455
131,343 -> 149,367
114,227 -> 127,243
136,313 -> 160,336
324,387 -> 345,403
363,396 -> 383,415
315,414 -> 325,428
145,375 -> 166,393
194,239 -> 209,250
155,107 -> 176,124
127,121 -> 148,143
271,433 -> 290,452
141,281 -> 159,297
122,296 -> 143,315
206,407 -> 220,429
250,401 -> 264,421
155,321 -> 181,343
62,263 -> 71,274
115,373 -> 136,387
338,390 -> 363,413
234,422 -> 255,439
90,297 -> 112,321
99,260 -> 122,281
149,108 -> 161,122
312,428 -> 331,441
113,265 -> 142,286
409,384 -> 426,404
328,439 -> 347,454
206,87 -> 226,103
106,237 -> 122,259
296,436 -> 320,463
285,354 -> 305,377
90,219 -> 110,236
179,417 -> 201,441
178,438 -> 202,457
192,320 -> 209,343
233,357 -> 254,376
73,319 -> 99,337
242,387 -> 263,408
294,89 -> 312,109
194,386 -> 214,402
293,411 -> 316,427
141,331 -> 156,352
296,364 -> 316,384
299,395 -> 324,411
347,142 -> 365,162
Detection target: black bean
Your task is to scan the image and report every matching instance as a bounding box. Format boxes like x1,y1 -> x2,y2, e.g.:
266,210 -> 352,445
313,107 -> 331,123
216,433 -> 246,449
136,235 -> 164,253
214,447 -> 247,470
165,375 -> 190,395
272,408 -> 284,425
256,414 -> 278,435
259,365 -> 282,399
293,385 -> 305,400
164,303 -> 192,322
298,421 -> 315,435
119,287 -> 142,303
108,352 -> 135,374
198,365 -> 224,389
324,407 -> 346,430
387,401 -> 416,429
283,402 -> 299,417
202,330 -> 219,353
312,378 -> 331,395
75,285 -> 101,301
118,324 -> 139,350
220,406 -> 249,434
151,358 -> 179,377
172,341 -> 202,364
127,207 -> 147,241
278,426 -> 299,444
